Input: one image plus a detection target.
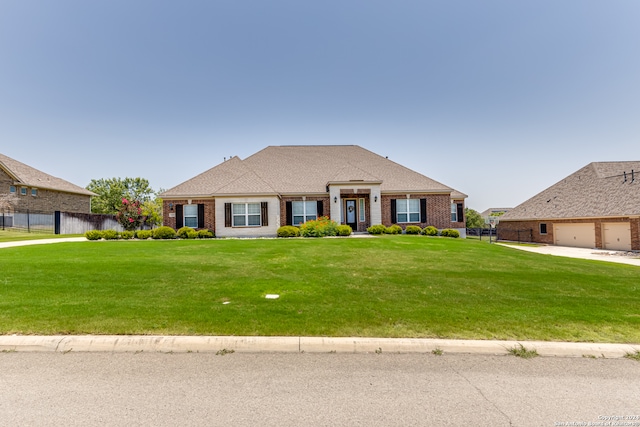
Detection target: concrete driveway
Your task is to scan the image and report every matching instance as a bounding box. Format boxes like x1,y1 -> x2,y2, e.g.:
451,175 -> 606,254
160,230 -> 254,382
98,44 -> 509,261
498,243 -> 640,267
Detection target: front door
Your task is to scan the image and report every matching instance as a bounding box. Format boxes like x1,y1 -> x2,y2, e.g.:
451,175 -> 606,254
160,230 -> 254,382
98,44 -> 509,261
345,199 -> 357,231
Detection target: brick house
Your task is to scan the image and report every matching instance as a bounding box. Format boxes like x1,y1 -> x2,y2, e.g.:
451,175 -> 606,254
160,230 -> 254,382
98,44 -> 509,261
161,145 -> 466,237
0,153 -> 95,214
498,161 -> 640,251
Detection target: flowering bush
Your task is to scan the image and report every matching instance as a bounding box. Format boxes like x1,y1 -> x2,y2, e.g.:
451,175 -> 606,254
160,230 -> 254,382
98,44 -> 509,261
299,216 -> 338,237
116,198 -> 146,231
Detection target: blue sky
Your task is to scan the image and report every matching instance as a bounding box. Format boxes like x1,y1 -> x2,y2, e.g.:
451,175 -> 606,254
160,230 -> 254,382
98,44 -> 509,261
1,1 -> 638,212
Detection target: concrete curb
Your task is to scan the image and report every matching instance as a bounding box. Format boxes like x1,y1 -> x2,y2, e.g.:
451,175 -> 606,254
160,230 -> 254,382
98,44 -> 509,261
1,336 -> 638,358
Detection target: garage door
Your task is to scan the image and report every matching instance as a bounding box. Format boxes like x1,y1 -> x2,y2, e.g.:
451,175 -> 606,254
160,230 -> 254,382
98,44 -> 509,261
602,222 -> 632,251
553,223 -> 595,248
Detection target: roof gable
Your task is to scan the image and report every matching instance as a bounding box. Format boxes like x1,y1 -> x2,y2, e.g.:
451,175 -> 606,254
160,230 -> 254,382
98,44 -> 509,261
0,153 -> 95,196
501,161 -> 640,220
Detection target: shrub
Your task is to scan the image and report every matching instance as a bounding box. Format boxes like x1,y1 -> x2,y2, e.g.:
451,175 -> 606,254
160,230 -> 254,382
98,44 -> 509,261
186,230 -> 199,239
440,228 -> 460,238
177,226 -> 195,239
385,224 -> 403,235
277,226 -> 300,238
85,230 -> 102,241
422,226 -> 438,236
197,229 -> 214,239
121,231 -> 135,240
299,216 -> 338,237
153,226 -> 177,240
405,225 -> 422,235
135,230 -> 152,240
102,229 -> 119,240
367,224 -> 387,235
336,225 -> 352,236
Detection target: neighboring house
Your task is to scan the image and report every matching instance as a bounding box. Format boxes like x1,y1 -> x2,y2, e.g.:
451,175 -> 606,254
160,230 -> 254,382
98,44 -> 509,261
0,153 -> 95,213
498,161 -> 640,251
161,145 -> 467,238
480,208 -> 511,219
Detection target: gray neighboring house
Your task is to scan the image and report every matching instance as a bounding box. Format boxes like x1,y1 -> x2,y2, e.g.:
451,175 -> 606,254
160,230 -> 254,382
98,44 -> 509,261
498,161 -> 640,251
161,145 -> 467,237
0,153 -> 95,214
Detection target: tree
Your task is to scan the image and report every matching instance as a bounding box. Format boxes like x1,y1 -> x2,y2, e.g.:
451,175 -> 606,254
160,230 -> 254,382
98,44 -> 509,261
87,178 -> 155,214
465,208 -> 485,229
142,197 -> 163,228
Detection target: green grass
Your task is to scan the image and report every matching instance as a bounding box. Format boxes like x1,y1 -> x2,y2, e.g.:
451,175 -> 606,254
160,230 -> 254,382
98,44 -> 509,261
0,236 -> 639,342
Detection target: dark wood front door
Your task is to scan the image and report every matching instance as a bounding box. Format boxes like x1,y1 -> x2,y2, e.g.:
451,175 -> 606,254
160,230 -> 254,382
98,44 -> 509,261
345,199 -> 357,231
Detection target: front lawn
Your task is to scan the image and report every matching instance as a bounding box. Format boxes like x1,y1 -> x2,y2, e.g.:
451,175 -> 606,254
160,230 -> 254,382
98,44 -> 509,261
1,236 -> 638,342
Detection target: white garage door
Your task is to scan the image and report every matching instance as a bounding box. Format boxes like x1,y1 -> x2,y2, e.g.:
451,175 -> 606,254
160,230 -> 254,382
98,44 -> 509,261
602,222 -> 632,251
553,223 -> 595,248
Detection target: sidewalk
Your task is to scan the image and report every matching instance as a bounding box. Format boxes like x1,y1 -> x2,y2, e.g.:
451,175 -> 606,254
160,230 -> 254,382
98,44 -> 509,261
0,335 -> 638,358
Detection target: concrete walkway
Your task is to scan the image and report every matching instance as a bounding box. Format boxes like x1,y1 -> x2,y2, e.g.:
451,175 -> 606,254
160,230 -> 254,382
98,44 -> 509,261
0,236 -> 87,249
498,243 -> 640,266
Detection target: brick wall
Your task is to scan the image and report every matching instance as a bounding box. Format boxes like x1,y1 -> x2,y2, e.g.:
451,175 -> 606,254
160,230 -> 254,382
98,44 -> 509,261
381,194 -> 454,229
279,196 -> 331,226
163,199 -> 216,232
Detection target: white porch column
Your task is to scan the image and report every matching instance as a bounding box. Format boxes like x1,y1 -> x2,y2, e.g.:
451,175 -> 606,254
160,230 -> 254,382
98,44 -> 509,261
370,185 -> 382,225
329,186 -> 342,224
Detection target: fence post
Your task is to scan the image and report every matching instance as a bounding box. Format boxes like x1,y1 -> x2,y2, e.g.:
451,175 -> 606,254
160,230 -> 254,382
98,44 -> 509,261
27,209 -> 30,233
55,211 -> 61,235
1,210 -> 4,231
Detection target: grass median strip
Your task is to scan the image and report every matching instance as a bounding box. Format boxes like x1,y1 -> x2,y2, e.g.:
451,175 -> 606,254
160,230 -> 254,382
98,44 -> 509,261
0,236 -> 638,342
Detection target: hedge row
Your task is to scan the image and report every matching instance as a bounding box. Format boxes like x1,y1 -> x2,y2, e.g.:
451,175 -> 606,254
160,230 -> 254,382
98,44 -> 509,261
366,225 -> 460,238
277,219 -> 353,238
85,226 -> 214,241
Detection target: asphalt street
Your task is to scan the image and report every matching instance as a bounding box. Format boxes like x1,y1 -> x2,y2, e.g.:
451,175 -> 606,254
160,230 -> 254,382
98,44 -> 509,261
1,352 -> 639,427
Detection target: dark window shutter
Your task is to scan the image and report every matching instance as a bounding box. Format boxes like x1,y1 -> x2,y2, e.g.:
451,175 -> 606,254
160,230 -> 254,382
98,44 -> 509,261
317,200 -> 323,217
420,199 -> 427,223
456,203 -> 464,224
224,203 -> 231,227
176,205 -> 184,229
285,201 -> 292,226
390,199 -> 397,224
261,202 -> 268,226
197,204 -> 205,228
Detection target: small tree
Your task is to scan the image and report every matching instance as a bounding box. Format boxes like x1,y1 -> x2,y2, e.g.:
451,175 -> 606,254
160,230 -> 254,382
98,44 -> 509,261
465,208 -> 485,229
115,198 -> 146,231
142,197 -> 163,228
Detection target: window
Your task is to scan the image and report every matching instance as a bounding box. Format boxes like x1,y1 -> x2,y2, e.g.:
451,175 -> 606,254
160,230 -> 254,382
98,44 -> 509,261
9,186 -> 16,194
359,198 -> 365,222
292,201 -> 317,225
184,205 -> 198,228
233,203 -> 261,227
451,203 -> 457,222
20,187 -> 27,196
539,223 -> 547,235
31,189 -> 37,197
397,199 -> 420,223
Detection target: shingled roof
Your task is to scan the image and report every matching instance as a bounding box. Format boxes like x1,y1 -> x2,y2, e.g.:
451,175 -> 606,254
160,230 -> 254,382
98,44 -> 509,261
0,153 -> 95,196
162,145 -> 465,197
500,161 -> 640,221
